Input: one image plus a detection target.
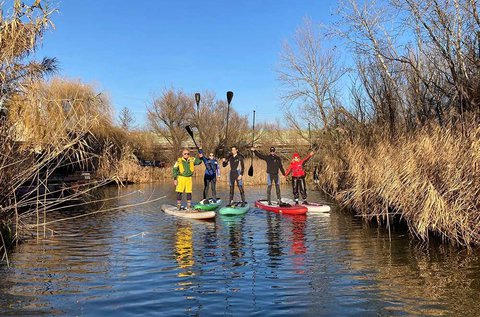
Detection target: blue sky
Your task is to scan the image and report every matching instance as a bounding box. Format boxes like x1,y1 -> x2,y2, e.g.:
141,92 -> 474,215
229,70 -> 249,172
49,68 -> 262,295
33,0 -> 339,126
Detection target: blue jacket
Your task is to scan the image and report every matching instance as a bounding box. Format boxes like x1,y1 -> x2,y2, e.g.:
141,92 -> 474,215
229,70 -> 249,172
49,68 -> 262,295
199,149 -> 220,177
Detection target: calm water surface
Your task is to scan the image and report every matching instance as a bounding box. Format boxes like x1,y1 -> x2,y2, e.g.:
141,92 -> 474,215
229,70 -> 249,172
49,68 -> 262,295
1,181 -> 480,316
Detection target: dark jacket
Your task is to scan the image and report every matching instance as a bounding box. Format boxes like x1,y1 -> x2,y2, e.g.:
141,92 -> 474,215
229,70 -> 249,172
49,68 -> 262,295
253,150 -> 285,175
222,153 -> 245,175
199,149 -> 220,177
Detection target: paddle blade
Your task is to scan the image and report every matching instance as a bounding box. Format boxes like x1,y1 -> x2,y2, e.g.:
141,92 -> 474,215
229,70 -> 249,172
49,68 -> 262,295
227,91 -> 234,105
248,165 -> 253,177
195,93 -> 201,106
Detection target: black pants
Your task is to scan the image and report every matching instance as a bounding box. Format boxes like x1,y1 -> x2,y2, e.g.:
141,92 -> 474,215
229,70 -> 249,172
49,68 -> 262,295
229,172 -> 245,203
203,175 -> 217,199
292,176 -> 307,201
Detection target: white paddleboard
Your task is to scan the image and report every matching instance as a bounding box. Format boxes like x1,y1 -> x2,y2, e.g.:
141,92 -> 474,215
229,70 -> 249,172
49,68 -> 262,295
161,204 -> 215,220
282,198 -> 331,213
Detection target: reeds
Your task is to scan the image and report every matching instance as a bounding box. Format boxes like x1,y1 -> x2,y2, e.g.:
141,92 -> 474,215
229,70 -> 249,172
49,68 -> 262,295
315,124 -> 480,247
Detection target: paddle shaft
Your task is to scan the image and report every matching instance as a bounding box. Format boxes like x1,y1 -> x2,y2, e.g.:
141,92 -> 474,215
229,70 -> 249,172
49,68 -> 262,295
250,110 -> 256,164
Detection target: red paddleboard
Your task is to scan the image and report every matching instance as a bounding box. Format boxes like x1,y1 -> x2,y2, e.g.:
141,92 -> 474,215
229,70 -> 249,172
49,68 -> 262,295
255,200 -> 308,215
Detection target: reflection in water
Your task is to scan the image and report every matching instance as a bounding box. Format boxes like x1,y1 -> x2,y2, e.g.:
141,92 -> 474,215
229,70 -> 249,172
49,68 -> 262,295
290,215 -> 307,274
265,212 -> 285,269
174,223 -> 194,277
1,182 -> 480,316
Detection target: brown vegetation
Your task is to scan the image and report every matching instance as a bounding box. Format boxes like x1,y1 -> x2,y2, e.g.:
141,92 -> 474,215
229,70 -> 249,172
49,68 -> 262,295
279,0 -> 480,247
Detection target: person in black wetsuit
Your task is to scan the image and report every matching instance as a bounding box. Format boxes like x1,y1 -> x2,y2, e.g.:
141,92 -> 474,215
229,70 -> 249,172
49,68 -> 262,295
222,145 -> 246,206
198,147 -> 220,201
251,146 -> 286,205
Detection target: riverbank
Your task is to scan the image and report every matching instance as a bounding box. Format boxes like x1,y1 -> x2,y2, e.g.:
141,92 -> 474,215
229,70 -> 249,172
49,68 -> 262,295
316,125 -> 480,247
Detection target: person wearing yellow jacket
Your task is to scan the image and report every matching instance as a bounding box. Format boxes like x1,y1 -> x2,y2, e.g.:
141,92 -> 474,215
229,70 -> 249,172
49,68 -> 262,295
173,148 -> 203,210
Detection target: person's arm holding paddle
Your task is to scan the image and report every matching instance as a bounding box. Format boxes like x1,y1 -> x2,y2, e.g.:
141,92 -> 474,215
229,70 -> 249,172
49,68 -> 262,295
251,147 -> 267,161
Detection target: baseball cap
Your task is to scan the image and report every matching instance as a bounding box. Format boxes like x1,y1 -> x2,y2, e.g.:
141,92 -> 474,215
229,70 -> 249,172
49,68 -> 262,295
293,152 -> 300,158
270,146 -> 275,152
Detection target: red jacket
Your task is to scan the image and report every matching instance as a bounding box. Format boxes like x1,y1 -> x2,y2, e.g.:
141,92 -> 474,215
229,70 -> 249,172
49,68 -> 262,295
285,153 -> 313,177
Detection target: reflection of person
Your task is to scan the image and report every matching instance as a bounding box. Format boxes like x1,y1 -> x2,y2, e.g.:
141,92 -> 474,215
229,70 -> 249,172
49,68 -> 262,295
291,215 -> 307,275
222,145 -> 246,206
251,146 -> 285,205
172,148 -> 203,210
198,147 -> 220,200
175,223 -> 194,277
285,151 -> 314,205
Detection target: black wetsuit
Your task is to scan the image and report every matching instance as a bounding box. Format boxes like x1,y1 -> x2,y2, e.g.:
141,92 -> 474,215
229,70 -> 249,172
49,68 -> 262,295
222,153 -> 245,204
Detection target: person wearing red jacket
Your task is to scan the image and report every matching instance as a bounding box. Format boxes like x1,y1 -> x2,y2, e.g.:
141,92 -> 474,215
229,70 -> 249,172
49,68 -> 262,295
285,151 -> 314,205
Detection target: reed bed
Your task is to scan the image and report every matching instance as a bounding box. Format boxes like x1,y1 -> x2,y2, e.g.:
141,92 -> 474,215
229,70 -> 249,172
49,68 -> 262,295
315,125 -> 480,247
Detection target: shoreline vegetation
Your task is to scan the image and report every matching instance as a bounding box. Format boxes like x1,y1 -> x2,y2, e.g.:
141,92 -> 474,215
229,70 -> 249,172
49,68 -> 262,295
1,0 -> 480,262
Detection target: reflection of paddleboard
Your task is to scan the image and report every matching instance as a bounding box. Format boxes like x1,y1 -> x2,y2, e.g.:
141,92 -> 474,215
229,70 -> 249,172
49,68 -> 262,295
193,198 -> 222,211
218,202 -> 250,216
282,198 -> 331,213
219,214 -> 245,226
255,200 -> 307,215
161,204 -> 215,220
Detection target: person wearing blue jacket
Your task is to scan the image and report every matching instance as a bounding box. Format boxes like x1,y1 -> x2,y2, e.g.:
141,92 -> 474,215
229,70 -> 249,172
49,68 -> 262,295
199,147 -> 221,201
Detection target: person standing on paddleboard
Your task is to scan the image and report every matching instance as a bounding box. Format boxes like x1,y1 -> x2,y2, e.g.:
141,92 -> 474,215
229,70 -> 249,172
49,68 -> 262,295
251,146 -> 286,205
285,151 -> 314,205
198,147 -> 220,201
173,148 -> 203,210
222,145 -> 246,206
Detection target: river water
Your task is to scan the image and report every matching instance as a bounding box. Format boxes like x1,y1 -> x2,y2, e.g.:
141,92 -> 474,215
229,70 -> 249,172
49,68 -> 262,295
1,181 -> 480,316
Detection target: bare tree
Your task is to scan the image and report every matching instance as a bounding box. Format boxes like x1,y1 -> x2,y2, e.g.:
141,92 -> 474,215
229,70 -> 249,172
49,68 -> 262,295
192,91 -> 249,156
278,18 -> 346,132
147,88 -> 193,161
118,107 -> 135,132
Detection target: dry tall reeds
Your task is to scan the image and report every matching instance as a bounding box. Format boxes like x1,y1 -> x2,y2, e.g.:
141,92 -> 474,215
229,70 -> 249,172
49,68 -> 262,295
277,0 -> 480,247
313,124 -> 480,246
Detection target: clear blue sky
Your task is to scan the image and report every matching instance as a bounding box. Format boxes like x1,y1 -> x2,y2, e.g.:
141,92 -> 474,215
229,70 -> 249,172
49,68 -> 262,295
34,0 -> 338,126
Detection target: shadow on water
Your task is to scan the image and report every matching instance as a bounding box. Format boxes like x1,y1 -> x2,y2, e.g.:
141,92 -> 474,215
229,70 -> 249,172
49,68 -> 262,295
1,180 -> 480,316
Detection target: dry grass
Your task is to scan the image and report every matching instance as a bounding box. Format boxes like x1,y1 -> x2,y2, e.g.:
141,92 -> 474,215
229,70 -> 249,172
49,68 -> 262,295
315,125 -> 480,247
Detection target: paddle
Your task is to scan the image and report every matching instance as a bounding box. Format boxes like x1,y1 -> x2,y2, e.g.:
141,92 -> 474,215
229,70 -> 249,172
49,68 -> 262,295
224,91 -> 233,156
247,110 -> 256,177
185,125 -> 199,149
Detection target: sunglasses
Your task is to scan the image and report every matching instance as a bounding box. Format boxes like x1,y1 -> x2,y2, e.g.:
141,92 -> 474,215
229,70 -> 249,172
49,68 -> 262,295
183,153 -> 190,156
209,154 -> 214,157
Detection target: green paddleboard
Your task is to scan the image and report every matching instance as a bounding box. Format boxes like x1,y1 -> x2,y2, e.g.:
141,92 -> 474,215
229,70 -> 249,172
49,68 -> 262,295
218,202 -> 250,216
193,198 -> 222,211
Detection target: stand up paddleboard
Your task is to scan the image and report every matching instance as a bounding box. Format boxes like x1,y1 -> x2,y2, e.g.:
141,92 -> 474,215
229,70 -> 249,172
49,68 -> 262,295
282,198 -> 331,213
254,200 -> 307,215
161,204 -> 215,220
193,198 -> 222,211
218,202 -> 250,216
